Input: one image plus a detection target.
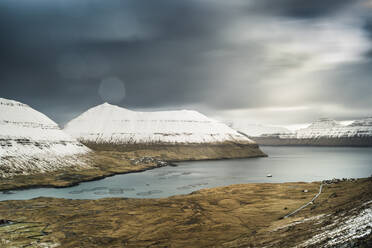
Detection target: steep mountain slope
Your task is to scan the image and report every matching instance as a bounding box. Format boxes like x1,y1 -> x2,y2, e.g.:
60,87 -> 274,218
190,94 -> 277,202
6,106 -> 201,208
64,103 -> 265,159
0,98 -> 90,177
252,117 -> 372,146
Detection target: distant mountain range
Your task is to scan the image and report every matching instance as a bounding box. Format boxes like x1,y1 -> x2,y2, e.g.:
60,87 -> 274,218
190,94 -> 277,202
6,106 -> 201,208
0,99 -> 265,178
252,117 -> 372,146
0,98 -> 90,178
231,122 -> 292,137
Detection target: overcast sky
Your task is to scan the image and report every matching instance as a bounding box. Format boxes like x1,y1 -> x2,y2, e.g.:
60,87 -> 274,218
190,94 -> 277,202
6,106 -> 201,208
1,0 -> 372,127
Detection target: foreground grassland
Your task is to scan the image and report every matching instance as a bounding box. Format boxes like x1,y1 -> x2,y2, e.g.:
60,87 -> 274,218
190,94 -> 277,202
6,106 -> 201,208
0,143 -> 265,191
0,178 -> 371,247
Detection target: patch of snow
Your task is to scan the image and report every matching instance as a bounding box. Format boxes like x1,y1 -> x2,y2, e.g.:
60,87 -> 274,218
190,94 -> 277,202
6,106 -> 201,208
298,206 -> 372,247
272,214 -> 326,232
64,103 -> 255,144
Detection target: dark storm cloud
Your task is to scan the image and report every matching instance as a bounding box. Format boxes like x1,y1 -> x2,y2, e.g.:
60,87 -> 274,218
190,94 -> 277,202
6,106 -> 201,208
0,0 -> 372,126
251,0 -> 356,18
363,16 -> 372,47
0,0 -> 225,124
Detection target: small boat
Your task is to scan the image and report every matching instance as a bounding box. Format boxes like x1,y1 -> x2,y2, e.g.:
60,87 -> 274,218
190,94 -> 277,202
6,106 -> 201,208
267,174 -> 272,177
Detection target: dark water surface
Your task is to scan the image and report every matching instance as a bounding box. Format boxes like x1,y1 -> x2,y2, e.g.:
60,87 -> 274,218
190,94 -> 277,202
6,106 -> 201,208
1,147 -> 371,200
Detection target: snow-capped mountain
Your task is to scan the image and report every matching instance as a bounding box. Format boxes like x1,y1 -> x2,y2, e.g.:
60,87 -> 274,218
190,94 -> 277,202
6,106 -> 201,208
64,103 -> 256,145
346,117 -> 372,136
278,117 -> 372,139
296,118 -> 343,138
231,122 -> 292,137
0,98 -> 90,177
253,117 -> 372,146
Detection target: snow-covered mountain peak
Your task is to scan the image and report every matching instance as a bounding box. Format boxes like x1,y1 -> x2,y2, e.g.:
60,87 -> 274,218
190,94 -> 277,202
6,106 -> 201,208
98,102 -> 124,109
251,116 -> 372,146
0,98 -> 63,137
64,103 -> 254,145
67,103 -> 212,125
0,97 -> 27,107
231,122 -> 292,137
306,118 -> 340,129
294,118 -> 342,139
349,117 -> 372,127
264,116 -> 372,141
94,102 -> 126,109
0,97 -> 90,178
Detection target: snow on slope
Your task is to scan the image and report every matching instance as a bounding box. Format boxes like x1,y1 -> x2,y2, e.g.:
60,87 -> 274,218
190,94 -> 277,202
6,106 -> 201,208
265,117 -> 372,139
295,118 -> 343,138
294,117 -> 372,139
0,98 -> 90,177
299,201 -> 372,247
64,103 -> 255,144
232,122 -> 292,137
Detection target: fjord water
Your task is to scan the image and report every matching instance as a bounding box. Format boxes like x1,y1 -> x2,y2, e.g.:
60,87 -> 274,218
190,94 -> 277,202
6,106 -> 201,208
1,147 -> 371,200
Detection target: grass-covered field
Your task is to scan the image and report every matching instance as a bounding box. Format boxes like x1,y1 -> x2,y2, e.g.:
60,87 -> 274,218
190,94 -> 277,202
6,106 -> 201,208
0,178 -> 371,247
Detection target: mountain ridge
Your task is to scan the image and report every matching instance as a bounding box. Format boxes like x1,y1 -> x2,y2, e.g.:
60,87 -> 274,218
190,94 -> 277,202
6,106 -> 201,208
64,103 -> 256,145
252,117 -> 372,146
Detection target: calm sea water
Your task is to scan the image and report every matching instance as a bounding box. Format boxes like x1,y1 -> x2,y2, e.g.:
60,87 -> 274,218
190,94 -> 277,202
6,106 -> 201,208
1,147 -> 371,200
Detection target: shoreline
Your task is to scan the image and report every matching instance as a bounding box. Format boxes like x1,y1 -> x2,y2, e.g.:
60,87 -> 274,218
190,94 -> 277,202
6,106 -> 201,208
0,148 -> 266,192
252,136 -> 372,147
0,177 -> 366,201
